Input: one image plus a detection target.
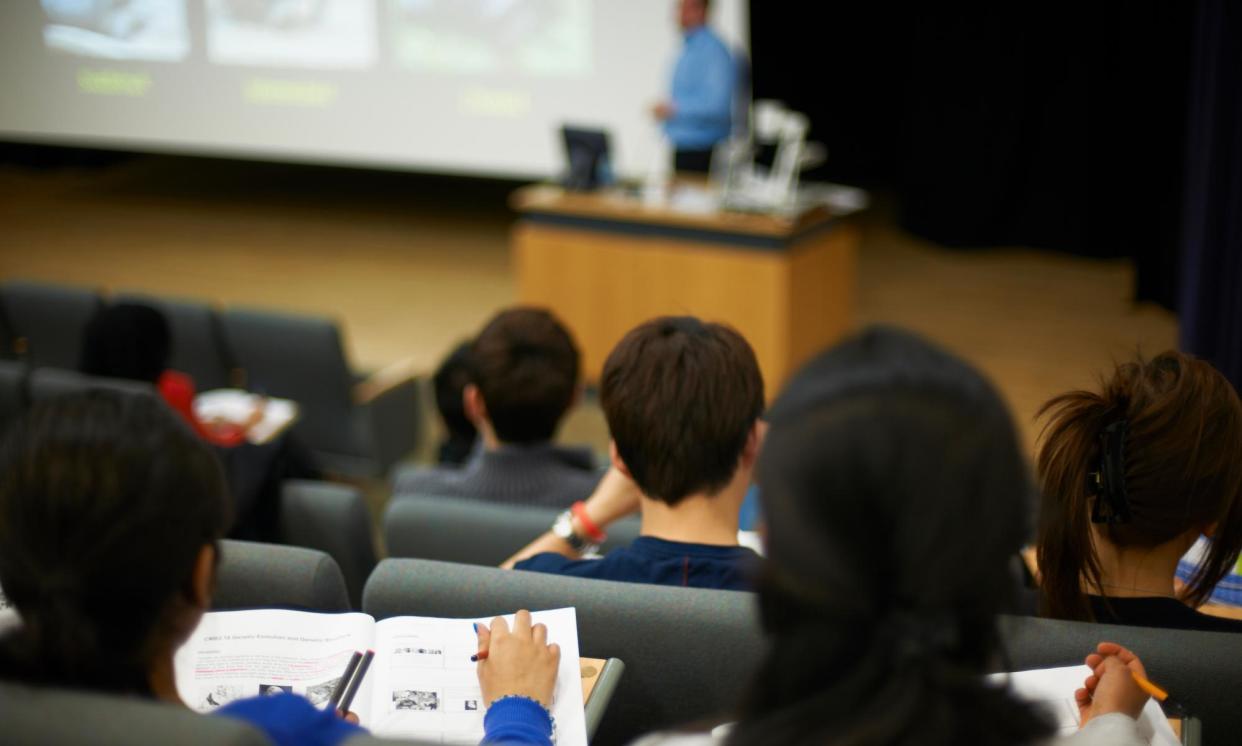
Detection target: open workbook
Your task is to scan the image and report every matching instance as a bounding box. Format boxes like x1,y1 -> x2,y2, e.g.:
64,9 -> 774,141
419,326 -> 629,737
173,607 -> 587,746
990,665 -> 1181,746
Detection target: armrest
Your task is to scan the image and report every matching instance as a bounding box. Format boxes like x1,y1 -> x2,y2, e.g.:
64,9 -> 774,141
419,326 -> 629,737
353,356 -> 423,405
359,375 -> 424,475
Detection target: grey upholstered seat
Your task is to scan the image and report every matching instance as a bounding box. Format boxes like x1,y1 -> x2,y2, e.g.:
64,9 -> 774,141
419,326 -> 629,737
115,292 -> 235,391
0,680 -> 271,745
0,359 -> 26,432
996,614 -> 1242,746
214,539 -> 350,612
218,307 -> 421,478
383,494 -> 641,567
0,279 -> 102,369
363,558 -> 762,746
27,367 -> 160,404
280,479 -> 377,610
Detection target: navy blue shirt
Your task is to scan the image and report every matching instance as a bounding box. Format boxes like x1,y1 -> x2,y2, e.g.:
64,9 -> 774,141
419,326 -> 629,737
514,536 -> 758,591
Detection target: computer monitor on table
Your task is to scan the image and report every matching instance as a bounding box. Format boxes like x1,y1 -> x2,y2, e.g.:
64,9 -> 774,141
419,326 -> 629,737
561,126 -> 612,191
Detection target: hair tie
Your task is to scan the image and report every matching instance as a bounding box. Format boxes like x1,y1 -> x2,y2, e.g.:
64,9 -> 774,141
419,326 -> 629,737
885,610 -> 959,663
1089,419 -> 1132,524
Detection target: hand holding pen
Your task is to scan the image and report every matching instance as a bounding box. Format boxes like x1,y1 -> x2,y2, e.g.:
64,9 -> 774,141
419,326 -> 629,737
472,610 -> 560,708
1074,642 -> 1175,726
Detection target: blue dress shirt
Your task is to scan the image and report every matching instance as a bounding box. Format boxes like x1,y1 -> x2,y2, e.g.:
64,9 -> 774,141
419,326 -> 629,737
664,26 -> 737,150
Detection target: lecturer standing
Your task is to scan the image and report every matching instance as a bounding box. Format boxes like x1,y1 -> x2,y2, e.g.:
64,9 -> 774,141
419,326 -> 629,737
652,0 -> 737,174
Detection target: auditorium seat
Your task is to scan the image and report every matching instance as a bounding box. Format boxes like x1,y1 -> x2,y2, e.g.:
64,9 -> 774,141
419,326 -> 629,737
218,307 -> 421,478
0,280 -> 102,369
383,494 -> 641,567
280,479 -> 377,610
213,539 -> 350,613
363,558 -> 762,746
115,292 -> 235,391
0,360 -> 26,432
27,367 -> 159,404
1,681 -> 271,745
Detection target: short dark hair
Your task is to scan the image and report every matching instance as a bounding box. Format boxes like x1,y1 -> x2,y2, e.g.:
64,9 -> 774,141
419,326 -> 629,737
0,391 -> 229,694
433,340 -> 478,463
469,307 -> 580,444
601,316 -> 763,505
79,303 -> 171,383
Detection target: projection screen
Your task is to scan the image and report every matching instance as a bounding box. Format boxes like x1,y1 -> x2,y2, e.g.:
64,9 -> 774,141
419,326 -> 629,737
0,1 -> 749,179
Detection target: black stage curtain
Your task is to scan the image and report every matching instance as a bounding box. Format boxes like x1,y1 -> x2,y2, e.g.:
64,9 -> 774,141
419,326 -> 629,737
748,3 -> 1193,309
1178,0 -> 1242,390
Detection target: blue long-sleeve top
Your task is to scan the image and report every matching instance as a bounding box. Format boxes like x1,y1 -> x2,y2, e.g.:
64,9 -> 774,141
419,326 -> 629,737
664,26 -> 736,150
481,696 -> 554,745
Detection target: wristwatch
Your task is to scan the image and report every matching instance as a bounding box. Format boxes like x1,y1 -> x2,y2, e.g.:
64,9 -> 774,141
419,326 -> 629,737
552,510 -> 598,555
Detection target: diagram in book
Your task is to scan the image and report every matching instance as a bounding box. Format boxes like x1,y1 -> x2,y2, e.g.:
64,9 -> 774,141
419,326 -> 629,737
304,677 -> 343,707
259,683 -> 293,696
393,689 -> 440,711
199,683 -> 245,709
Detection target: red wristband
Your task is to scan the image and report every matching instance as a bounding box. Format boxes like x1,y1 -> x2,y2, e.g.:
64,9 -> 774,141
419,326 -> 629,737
570,501 -> 607,543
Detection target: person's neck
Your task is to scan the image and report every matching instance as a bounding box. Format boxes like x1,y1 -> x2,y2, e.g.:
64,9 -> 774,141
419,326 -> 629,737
1089,527 -> 1197,599
638,478 -> 745,547
149,650 -> 185,706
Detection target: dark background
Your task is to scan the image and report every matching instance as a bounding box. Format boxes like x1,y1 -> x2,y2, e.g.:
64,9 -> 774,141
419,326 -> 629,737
749,1 -> 1194,312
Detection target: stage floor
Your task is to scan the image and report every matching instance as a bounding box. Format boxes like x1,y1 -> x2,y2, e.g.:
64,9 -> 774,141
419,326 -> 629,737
0,155 -> 1176,457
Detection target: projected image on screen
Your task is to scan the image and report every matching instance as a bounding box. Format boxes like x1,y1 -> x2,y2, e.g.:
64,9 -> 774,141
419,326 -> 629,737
206,0 -> 376,69
41,0 -> 189,61
389,0 -> 591,77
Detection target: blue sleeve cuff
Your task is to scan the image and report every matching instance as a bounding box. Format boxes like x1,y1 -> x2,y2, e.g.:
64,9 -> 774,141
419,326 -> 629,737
482,696 -> 553,746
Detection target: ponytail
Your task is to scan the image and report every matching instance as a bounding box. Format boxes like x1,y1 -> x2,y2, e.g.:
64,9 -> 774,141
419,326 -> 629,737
1037,352 -> 1242,619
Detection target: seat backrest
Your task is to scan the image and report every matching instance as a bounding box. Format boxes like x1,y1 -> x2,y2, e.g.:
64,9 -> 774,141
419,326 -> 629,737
280,479 -> 377,610
115,292 -> 234,391
0,280 -> 102,369
28,367 -> 160,404
363,558 -> 762,746
0,680 -> 271,745
998,614 -> 1242,746
218,308 -> 357,457
0,359 -> 27,432
383,494 -> 641,567
214,539 -> 350,612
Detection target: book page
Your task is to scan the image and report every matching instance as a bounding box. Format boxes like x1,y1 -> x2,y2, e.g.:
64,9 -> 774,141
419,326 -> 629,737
193,389 -> 299,445
988,665 -> 1179,745
370,607 -> 587,746
174,609 -> 376,719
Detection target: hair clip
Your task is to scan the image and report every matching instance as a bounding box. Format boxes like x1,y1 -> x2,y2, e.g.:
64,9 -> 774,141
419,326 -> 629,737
1090,419 -> 1132,525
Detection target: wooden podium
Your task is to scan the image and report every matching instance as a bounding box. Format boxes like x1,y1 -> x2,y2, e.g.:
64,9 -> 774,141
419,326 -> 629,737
510,184 -> 860,392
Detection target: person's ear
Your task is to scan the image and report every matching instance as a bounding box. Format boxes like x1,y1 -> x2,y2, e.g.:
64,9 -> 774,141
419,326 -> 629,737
463,384 -> 488,426
190,544 -> 215,611
609,440 -> 634,480
741,420 -> 767,467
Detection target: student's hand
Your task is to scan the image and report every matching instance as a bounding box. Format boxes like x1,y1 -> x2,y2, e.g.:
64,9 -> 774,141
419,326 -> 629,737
338,710 -> 360,724
1075,642 -> 1150,726
476,610 -> 560,708
581,466 -> 643,529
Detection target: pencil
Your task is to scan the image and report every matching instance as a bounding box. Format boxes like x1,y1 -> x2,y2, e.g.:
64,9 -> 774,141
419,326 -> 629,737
1131,671 -> 1185,716
470,649 -> 490,663
326,651 -> 363,710
338,649 -> 375,715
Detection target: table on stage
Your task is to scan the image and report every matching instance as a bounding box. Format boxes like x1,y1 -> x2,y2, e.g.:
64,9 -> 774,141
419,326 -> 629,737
509,184 -> 861,391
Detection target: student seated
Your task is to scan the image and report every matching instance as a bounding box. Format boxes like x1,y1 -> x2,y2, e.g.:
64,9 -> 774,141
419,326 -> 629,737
393,307 -> 600,509
477,327 -> 1156,745
80,301 -> 318,542
432,339 -> 479,466
1035,350 -> 1242,632
503,316 -> 763,591
0,392 -> 359,746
